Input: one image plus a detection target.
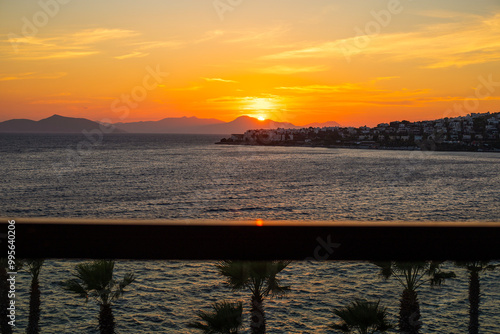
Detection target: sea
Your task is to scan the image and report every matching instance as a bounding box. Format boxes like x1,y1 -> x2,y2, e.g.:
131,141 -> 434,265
1,133 -> 499,333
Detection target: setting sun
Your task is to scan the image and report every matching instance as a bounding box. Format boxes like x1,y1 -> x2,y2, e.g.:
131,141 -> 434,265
257,116 -> 266,121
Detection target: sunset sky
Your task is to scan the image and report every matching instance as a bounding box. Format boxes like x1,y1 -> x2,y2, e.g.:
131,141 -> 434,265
1,0 -> 500,126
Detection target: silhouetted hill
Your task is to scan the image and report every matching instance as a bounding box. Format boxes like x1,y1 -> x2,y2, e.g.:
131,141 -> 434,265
114,116 -> 224,133
0,119 -> 38,132
0,114 -> 124,133
197,116 -> 299,134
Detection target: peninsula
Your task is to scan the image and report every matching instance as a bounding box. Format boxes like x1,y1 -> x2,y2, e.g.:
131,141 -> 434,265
217,112 -> 500,152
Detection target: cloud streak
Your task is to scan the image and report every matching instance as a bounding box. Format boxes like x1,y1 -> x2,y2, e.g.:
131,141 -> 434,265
0,72 -> 67,81
114,52 -> 149,60
258,65 -> 329,74
2,28 -> 140,60
262,12 -> 500,68
203,77 -> 238,83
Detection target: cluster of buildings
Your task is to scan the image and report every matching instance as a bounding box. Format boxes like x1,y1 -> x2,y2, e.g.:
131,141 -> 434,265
221,112 -> 500,151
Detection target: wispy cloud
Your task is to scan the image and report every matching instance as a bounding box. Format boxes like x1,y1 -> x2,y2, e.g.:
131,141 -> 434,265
275,77 -> 401,94
195,30 -> 225,44
203,77 -> 238,83
261,13 -> 500,68
2,28 -> 140,60
274,77 -> 434,108
114,39 -> 187,60
0,72 -> 67,81
261,41 -> 339,60
195,25 -> 289,47
275,83 -> 361,93
258,65 -> 329,74
114,52 -> 149,60
71,28 -> 139,45
30,99 -> 90,105
207,94 -> 282,104
165,85 -> 203,91
206,96 -> 249,104
27,51 -> 99,60
370,76 -> 400,83
1,25 -> 295,61
133,40 -> 186,50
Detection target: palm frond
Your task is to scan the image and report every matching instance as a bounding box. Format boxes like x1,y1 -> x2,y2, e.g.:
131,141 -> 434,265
264,273 -> 290,298
427,261 -> 455,286
62,260 -> 134,306
455,261 -> 498,273
331,299 -> 393,333
372,261 -> 393,280
62,279 -> 89,301
26,259 -> 44,280
188,301 -> 243,333
111,272 -> 135,302
430,271 -> 456,286
216,261 -> 250,291
217,261 -> 290,300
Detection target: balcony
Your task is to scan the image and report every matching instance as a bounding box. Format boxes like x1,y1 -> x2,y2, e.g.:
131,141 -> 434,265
2,218 -> 499,333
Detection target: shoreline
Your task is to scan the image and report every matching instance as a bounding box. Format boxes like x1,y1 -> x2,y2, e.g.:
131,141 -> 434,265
215,141 -> 500,153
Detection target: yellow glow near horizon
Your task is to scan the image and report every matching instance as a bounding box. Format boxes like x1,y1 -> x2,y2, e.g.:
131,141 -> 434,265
249,98 -> 275,111
246,98 -> 276,121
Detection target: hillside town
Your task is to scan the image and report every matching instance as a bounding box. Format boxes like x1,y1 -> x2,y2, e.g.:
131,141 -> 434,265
218,112 -> 500,152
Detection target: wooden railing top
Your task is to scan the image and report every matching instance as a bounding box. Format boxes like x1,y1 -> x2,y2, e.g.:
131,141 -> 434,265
5,217 -> 500,226
2,218 -> 500,261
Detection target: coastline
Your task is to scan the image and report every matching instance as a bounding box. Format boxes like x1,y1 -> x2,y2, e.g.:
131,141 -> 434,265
215,140 -> 500,153
215,111 -> 500,153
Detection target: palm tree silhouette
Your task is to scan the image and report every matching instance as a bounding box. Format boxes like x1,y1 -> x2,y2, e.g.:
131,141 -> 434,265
373,261 -> 455,334
188,300 -> 243,333
26,259 -> 44,334
62,260 -> 134,334
216,261 -> 291,334
330,299 -> 393,334
454,261 -> 497,334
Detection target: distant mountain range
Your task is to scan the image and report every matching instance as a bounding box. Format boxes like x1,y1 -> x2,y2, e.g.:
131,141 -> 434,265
114,116 -> 224,133
115,115 -> 340,134
0,114 -> 340,134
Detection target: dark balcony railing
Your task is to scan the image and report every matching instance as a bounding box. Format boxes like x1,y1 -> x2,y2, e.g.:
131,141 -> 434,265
2,218 -> 500,260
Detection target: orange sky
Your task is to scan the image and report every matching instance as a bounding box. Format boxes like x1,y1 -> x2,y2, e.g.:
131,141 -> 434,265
1,0 -> 500,126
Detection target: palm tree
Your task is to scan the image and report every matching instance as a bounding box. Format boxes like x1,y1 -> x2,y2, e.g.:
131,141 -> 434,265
455,261 -> 497,334
62,260 -> 134,334
373,261 -> 455,334
216,261 -> 291,334
188,300 -> 243,334
330,299 -> 393,334
26,259 -> 44,334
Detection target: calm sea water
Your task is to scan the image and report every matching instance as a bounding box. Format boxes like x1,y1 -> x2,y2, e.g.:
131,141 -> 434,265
2,133 -> 499,220
1,134 -> 499,333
